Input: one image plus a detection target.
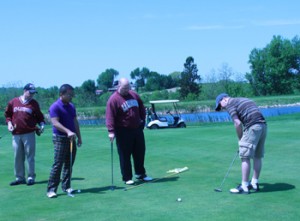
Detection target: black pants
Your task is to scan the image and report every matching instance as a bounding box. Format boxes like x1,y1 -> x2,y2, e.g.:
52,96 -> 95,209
115,127 -> 146,181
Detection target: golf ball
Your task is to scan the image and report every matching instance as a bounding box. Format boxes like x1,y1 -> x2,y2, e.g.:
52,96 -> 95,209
177,198 -> 182,202
77,189 -> 81,193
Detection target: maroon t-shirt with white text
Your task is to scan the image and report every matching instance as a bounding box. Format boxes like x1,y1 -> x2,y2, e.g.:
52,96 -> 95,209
5,97 -> 45,135
106,90 -> 146,134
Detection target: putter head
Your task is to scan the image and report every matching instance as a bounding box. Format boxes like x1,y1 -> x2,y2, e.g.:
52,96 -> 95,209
66,188 -> 75,197
67,192 -> 75,197
214,188 -> 222,192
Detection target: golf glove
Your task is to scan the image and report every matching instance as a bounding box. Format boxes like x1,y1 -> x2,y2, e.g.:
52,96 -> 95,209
39,122 -> 45,133
36,122 -> 45,136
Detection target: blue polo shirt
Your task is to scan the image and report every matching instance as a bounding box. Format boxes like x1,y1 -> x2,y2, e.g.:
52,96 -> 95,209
49,99 -> 76,136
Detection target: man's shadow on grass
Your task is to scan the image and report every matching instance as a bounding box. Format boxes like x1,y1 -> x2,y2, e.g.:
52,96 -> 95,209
132,176 -> 179,184
152,176 -> 179,183
38,176 -> 179,195
79,186 -> 124,194
259,183 -> 295,192
77,177 -> 179,194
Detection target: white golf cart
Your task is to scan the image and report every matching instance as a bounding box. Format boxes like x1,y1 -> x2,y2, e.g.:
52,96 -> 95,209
146,100 -> 186,129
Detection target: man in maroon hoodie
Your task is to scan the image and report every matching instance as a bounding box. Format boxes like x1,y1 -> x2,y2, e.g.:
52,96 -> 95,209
5,83 -> 45,186
106,78 -> 152,185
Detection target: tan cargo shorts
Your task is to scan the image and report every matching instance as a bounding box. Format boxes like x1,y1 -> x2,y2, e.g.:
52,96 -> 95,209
238,123 -> 267,159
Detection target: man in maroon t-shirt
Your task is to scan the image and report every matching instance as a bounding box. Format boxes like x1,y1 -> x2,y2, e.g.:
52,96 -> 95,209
5,83 -> 45,186
106,78 -> 152,185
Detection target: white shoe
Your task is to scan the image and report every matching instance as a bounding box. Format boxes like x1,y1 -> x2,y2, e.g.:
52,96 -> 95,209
229,184 -> 249,194
125,180 -> 135,185
47,191 -> 57,198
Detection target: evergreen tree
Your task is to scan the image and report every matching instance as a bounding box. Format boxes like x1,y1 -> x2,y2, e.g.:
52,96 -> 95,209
179,56 -> 201,99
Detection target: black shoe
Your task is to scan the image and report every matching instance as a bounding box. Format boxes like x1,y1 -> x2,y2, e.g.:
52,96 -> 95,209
230,184 -> 250,194
248,183 -> 260,192
27,179 -> 35,186
10,180 -> 26,186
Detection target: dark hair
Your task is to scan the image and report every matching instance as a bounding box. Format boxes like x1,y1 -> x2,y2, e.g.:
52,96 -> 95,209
59,84 -> 74,95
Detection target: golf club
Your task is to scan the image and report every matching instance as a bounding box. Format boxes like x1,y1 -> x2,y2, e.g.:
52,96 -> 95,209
124,167 -> 189,191
68,139 -> 74,197
214,151 -> 239,192
110,141 -> 115,191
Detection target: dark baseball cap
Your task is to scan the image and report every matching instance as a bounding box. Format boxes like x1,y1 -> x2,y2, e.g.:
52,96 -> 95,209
215,93 -> 228,111
24,83 -> 38,94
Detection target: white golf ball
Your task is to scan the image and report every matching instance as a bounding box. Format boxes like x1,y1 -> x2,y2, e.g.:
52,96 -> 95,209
177,198 -> 182,202
77,189 -> 81,193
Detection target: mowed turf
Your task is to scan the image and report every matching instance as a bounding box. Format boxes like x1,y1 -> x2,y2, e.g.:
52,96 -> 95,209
0,113 -> 299,221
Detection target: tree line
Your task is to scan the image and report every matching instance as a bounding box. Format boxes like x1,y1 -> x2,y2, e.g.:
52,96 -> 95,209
1,35 -> 300,117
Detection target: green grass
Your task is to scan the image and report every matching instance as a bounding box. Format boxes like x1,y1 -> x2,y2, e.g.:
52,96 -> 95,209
0,113 -> 299,221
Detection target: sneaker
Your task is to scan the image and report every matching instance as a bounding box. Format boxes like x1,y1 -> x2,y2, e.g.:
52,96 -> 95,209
230,184 -> 250,194
248,183 -> 260,192
27,178 -> 35,186
142,176 -> 153,181
10,179 -> 26,186
125,180 -> 135,185
135,174 -> 153,182
47,191 -> 57,198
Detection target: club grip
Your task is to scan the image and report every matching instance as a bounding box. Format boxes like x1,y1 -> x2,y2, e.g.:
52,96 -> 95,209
178,167 -> 188,173
167,166 -> 189,173
70,140 -> 73,152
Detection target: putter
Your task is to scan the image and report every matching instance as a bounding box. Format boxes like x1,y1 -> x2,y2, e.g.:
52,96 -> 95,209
68,139 -> 75,197
214,151 -> 239,192
110,141 -> 115,191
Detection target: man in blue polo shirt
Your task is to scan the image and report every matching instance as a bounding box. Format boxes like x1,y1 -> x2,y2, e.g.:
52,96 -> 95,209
46,84 -> 82,198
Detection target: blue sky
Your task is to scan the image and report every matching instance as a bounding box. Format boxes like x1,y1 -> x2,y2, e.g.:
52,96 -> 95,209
1,0 -> 300,88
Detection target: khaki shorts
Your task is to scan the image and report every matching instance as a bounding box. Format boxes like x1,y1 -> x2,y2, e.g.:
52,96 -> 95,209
239,123 -> 267,159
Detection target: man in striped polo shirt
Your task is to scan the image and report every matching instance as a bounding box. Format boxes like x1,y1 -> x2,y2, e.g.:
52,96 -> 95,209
215,93 -> 267,194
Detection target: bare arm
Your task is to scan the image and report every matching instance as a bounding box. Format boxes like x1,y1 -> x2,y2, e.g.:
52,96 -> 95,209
106,98 -> 116,142
51,117 -> 76,138
74,117 -> 82,146
232,115 -> 243,140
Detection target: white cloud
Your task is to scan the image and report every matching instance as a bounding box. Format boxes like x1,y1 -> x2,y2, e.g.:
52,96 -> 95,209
187,25 -> 244,30
253,19 -> 300,26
